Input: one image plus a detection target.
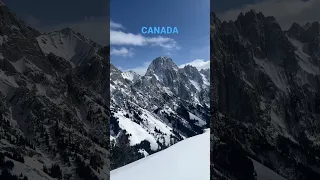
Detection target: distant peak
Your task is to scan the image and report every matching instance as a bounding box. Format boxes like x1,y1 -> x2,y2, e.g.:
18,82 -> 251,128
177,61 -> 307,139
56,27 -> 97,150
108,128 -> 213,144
145,56 -> 179,75
183,64 -> 198,70
127,70 -> 138,74
288,22 -> 303,33
248,9 -> 257,14
237,9 -> 267,22
157,56 -> 170,60
150,56 -> 177,67
59,27 -> 75,34
46,27 -> 97,45
153,56 -> 172,62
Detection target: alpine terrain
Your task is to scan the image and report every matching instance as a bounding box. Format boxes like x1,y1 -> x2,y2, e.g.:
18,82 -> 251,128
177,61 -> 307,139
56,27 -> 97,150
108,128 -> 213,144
110,56 -> 210,169
211,10 -> 320,180
0,4 -> 110,180
111,129 -> 210,180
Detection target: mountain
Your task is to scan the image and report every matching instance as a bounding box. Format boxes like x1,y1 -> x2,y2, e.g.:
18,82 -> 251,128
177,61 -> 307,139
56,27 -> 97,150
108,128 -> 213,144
121,70 -> 140,82
111,129 -> 210,180
110,56 -> 210,169
211,10 -> 320,180
0,5 -> 110,179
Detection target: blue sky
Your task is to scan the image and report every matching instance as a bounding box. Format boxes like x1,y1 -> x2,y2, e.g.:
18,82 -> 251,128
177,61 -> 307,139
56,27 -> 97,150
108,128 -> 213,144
3,0 -> 110,45
110,0 -> 210,74
211,0 -> 263,12
2,0 -> 108,27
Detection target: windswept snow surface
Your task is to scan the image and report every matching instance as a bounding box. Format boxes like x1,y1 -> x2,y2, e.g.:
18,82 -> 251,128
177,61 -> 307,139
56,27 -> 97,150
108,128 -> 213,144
251,158 -> 287,180
111,130 -> 210,180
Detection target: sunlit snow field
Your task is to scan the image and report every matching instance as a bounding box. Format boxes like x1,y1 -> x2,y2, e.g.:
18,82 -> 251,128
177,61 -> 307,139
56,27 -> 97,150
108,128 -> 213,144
110,130 -> 210,180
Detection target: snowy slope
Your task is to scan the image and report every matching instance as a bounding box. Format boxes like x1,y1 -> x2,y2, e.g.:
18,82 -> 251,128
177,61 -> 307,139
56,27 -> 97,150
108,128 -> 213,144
0,5 -> 110,179
111,130 -> 210,180
36,28 -> 99,67
251,159 -> 287,180
121,71 -> 140,82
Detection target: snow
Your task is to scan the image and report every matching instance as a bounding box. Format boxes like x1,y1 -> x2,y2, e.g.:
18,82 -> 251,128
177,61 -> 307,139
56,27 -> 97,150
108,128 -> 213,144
188,112 -> 206,126
254,57 -> 289,93
37,34 -> 76,62
11,57 -> 27,73
189,79 -> 200,90
287,36 -> 305,52
111,130 -> 210,180
36,30 -> 96,67
163,87 -> 173,96
121,72 -> 135,81
270,110 -> 286,130
251,158 -> 287,180
139,109 -> 173,135
114,110 -> 159,150
270,109 -> 298,143
153,74 -> 160,81
287,37 -> 320,75
121,71 -> 140,82
241,71 -> 254,88
0,71 -> 19,95
138,149 -> 149,157
5,156 -> 55,180
201,73 -> 210,86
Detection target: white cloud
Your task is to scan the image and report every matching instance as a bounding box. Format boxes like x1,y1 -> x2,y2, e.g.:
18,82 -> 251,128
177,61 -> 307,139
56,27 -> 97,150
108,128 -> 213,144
110,47 -> 134,57
217,0 -> 318,30
119,61 -> 151,75
110,20 -> 180,50
179,59 -> 210,70
111,30 -> 180,50
110,20 -> 125,30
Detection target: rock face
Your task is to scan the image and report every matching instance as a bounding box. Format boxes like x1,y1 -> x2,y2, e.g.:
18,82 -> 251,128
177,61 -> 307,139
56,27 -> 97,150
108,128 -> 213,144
0,5 -> 110,179
211,10 -> 320,180
110,56 -> 210,169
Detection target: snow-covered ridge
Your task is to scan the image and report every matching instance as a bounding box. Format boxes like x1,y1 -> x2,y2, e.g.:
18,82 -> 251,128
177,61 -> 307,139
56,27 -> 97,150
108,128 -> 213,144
121,70 -> 140,82
111,130 -> 210,180
36,28 -> 100,67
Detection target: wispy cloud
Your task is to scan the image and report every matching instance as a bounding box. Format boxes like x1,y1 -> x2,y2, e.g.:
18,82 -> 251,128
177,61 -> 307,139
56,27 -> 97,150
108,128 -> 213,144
110,47 -> 134,57
110,21 -> 180,50
111,30 -> 180,50
179,59 -> 210,70
110,20 -> 125,30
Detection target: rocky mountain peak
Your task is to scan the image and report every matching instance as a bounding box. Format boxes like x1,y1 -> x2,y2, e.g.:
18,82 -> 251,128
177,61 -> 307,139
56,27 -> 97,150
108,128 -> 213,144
200,68 -> 210,76
150,56 -> 177,68
59,27 -> 74,34
287,22 -> 304,37
286,21 -> 320,43
0,5 -> 40,37
182,65 -> 200,76
145,56 -> 179,76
